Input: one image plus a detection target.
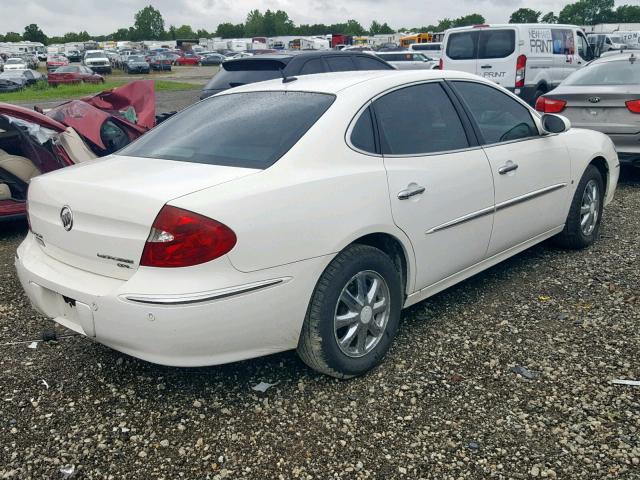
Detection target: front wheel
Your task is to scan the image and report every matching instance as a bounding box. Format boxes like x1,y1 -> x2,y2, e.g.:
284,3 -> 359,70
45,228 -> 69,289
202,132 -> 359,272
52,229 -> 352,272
297,244 -> 402,378
554,164 -> 604,249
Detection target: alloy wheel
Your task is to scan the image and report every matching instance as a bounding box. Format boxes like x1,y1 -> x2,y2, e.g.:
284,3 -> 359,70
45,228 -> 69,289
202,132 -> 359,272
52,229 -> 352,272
334,270 -> 391,358
580,179 -> 600,236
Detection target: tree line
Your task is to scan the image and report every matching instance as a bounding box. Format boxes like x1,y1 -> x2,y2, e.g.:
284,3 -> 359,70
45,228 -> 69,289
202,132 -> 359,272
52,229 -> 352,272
1,0 -> 639,44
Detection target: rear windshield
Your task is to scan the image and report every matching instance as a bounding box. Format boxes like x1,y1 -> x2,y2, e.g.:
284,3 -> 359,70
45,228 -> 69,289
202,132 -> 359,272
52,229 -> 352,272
379,53 -> 422,61
564,59 -> 639,86
446,30 -> 515,60
120,91 -> 335,169
204,59 -> 287,91
55,66 -> 78,73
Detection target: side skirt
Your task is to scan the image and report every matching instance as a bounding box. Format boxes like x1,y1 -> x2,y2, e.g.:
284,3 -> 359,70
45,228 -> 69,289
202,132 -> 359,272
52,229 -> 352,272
403,225 -> 564,308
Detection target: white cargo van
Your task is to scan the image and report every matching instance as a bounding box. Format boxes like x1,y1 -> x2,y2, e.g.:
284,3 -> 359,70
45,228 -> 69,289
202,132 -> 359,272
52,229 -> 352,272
442,24 -> 594,105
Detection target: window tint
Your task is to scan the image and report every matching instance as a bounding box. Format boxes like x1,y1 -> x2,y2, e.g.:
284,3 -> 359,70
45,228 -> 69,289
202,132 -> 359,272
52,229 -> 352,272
350,107 -> 376,153
479,30 -> 515,59
121,91 -> 335,169
372,83 -> 469,155
353,56 -> 392,70
453,81 -> 537,144
325,56 -> 355,72
446,31 -> 478,60
577,34 -> 589,59
204,60 -> 286,90
299,58 -> 325,75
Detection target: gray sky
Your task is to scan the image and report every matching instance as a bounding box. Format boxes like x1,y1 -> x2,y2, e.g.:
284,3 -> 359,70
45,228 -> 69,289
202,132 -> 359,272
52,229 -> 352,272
1,0 -> 629,36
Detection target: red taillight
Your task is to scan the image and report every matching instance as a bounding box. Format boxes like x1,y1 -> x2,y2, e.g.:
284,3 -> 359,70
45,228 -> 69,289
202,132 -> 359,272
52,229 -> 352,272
535,96 -> 567,113
439,58 -> 443,70
626,99 -> 640,113
515,54 -> 527,88
140,206 -> 236,268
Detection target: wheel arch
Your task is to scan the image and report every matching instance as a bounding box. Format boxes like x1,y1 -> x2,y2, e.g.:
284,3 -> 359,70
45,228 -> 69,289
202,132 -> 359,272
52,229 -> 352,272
345,231 -> 415,298
589,156 -> 609,196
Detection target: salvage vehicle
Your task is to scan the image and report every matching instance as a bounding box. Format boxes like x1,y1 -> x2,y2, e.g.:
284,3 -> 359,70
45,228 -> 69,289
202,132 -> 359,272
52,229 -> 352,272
0,80 -> 156,220
200,51 -> 393,99
200,54 -> 226,66
175,53 -> 201,66
65,50 -> 83,63
83,50 -> 112,74
442,24 -> 596,105
536,52 -> 640,167
48,65 -> 104,86
123,55 -> 151,74
0,69 -> 45,91
149,54 -> 173,71
3,57 -> 28,71
16,70 -> 619,378
46,54 -> 69,72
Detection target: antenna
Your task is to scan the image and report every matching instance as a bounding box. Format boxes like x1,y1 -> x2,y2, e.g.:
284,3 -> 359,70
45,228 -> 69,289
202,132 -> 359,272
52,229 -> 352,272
279,68 -> 297,84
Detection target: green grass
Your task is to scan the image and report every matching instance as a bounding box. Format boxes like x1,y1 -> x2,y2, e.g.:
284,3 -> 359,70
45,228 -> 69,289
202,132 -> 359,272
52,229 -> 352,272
0,79 -> 199,102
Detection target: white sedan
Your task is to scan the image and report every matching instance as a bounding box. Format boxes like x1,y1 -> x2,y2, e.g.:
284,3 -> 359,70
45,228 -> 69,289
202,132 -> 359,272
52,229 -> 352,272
16,70 -> 619,378
3,58 -> 28,71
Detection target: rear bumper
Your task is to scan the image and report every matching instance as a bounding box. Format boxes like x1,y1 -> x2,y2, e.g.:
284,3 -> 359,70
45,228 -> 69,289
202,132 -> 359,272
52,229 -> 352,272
15,234 -> 328,367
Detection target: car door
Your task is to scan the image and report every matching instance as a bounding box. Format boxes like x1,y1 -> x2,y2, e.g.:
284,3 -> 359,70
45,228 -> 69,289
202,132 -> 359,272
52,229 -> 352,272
477,28 -> 517,88
370,81 -> 495,291
450,80 -> 571,257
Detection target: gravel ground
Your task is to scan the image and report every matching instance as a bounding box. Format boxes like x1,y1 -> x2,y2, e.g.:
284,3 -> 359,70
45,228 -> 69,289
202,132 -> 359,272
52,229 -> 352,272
0,169 -> 639,479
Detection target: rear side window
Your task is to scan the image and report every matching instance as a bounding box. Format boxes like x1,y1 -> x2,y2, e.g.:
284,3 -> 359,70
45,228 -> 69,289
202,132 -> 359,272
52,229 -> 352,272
325,56 -> 355,72
353,56 -> 392,70
453,81 -> 537,144
446,31 -> 478,60
350,107 -> 376,153
204,60 -> 286,90
372,83 -> 469,155
120,91 -> 335,169
300,58 -> 325,75
479,30 -> 515,59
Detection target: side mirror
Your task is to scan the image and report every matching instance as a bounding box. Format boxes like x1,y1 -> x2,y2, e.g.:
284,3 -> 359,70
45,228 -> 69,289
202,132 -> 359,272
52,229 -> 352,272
541,114 -> 571,134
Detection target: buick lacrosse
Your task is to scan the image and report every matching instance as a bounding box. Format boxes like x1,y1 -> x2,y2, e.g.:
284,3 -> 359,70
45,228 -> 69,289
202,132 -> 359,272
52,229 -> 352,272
16,70 -> 619,378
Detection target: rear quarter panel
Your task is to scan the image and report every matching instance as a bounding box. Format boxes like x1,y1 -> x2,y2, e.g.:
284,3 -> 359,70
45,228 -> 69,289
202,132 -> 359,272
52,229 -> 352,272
168,94 -> 416,288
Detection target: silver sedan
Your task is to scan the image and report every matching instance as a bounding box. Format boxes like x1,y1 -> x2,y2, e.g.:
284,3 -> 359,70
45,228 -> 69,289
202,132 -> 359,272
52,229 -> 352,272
536,52 -> 640,167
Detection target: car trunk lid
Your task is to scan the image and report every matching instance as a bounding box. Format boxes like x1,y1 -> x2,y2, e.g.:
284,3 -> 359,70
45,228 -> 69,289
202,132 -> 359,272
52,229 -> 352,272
549,86 -> 640,134
27,155 -> 257,280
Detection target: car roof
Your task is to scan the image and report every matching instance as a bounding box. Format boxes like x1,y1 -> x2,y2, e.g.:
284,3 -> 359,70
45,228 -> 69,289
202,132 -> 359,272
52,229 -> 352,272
217,69 -> 481,96
591,52 -> 639,64
447,23 -> 579,32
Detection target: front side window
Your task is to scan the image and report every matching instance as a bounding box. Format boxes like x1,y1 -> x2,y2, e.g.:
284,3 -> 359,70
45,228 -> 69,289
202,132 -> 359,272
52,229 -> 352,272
452,81 -> 538,144
372,82 -> 469,155
121,91 -> 335,169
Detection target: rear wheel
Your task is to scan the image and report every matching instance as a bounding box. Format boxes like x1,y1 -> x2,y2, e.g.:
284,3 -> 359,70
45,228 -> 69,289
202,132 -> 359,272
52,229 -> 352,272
554,165 -> 604,249
297,244 -> 402,378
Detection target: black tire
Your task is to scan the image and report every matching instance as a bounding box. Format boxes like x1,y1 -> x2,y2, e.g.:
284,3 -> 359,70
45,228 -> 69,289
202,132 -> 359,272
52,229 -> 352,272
297,244 -> 402,378
554,164 -> 604,249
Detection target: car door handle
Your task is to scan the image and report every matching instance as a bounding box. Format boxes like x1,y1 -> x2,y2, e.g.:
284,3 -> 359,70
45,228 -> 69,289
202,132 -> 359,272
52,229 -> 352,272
397,184 -> 426,200
480,65 -> 492,69
498,161 -> 519,175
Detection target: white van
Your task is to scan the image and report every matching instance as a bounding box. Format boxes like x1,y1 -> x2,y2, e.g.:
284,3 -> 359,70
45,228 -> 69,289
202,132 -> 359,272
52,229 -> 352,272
442,24 -> 595,105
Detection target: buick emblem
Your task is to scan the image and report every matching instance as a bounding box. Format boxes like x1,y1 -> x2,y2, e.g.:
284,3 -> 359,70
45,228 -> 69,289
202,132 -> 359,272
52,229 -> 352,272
60,206 -> 73,231
587,97 -> 601,103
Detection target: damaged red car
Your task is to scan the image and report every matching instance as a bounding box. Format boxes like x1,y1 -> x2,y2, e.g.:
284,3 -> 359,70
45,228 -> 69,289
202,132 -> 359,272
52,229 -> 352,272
0,80 -> 158,220
48,66 -> 105,86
